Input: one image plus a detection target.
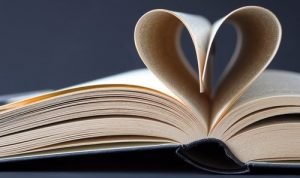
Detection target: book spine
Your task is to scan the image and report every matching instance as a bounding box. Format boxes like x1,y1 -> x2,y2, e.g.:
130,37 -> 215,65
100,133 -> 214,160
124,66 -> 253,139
176,138 -> 250,174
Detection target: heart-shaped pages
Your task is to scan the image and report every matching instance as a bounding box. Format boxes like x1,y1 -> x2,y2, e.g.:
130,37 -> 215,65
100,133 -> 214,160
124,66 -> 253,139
134,6 -> 281,131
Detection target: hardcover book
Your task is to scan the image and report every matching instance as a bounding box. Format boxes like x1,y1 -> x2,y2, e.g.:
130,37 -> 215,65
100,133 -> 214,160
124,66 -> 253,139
0,6 -> 299,174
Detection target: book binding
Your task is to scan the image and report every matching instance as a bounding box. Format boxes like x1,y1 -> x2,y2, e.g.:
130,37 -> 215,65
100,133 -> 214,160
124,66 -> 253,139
176,138 -> 250,174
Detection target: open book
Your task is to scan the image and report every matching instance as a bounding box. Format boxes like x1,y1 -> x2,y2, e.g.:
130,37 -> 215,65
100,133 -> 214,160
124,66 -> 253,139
0,6 -> 298,174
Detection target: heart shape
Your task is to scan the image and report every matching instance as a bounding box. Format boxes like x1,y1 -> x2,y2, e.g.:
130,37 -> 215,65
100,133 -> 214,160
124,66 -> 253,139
134,6 -> 281,129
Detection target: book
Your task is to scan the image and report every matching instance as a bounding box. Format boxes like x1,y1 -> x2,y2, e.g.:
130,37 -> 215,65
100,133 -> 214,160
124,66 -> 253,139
0,5 -> 298,174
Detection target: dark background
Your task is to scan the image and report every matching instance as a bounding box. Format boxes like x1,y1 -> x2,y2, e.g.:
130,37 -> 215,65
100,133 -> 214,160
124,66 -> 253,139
0,0 -> 299,95
1,0 -> 300,177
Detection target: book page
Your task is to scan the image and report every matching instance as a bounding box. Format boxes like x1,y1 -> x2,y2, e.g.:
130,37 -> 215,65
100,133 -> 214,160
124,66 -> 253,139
210,70 -> 300,138
209,6 -> 282,129
228,70 -> 300,108
0,69 -> 179,112
226,114 -> 300,163
0,90 -> 52,105
69,68 -> 177,99
135,9 -> 211,131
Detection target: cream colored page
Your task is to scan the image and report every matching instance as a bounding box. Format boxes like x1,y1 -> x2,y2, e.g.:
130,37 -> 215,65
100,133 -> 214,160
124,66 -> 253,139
227,115 -> 300,163
135,9 -> 211,130
1,69 -> 175,104
214,71 -> 300,162
209,6 -> 282,128
0,90 -> 52,104
69,68 -> 177,99
230,70 -> 300,108
0,69 -> 178,112
210,70 -> 300,137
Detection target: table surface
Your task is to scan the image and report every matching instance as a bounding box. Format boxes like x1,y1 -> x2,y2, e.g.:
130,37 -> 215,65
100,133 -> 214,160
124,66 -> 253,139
0,172 -> 297,178
1,147 -> 300,177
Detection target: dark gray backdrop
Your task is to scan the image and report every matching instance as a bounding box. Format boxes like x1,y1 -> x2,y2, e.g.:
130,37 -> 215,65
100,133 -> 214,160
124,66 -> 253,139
0,0 -> 299,95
